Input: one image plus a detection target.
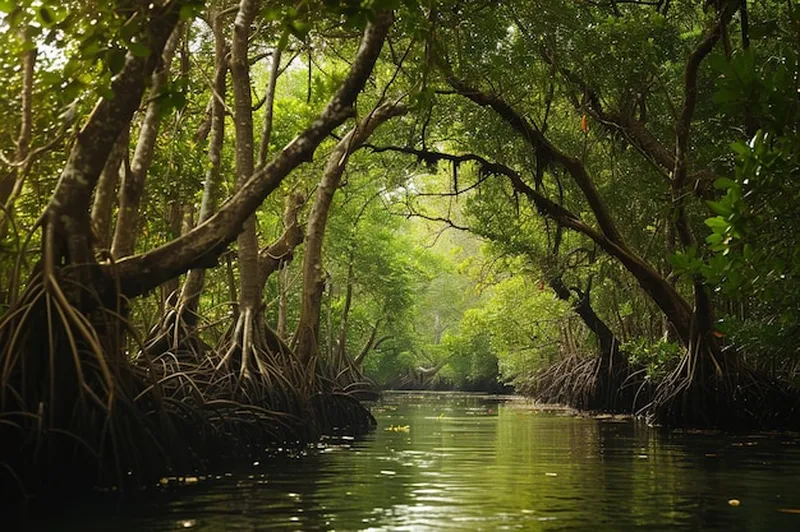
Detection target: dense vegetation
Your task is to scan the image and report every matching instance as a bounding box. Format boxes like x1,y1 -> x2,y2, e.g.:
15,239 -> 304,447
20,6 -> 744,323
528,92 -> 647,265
0,0 -> 798,501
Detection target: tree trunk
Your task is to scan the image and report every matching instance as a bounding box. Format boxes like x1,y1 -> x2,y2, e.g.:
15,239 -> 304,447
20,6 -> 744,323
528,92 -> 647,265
40,2 -> 186,289
257,192 -> 305,289
0,33 -> 36,241
91,128 -> 128,250
353,321 -> 382,367
294,101 -> 407,366
277,266 -> 289,338
548,276 -> 630,409
0,1 -> 191,494
160,200 -> 188,302
176,14 -> 228,326
229,0 -> 260,312
258,38 -> 283,168
335,190 -> 381,364
336,257 -> 355,365
111,27 -> 181,259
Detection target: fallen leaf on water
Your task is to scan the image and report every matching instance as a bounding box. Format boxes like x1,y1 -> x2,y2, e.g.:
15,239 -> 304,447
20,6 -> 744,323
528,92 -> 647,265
728,499 -> 741,506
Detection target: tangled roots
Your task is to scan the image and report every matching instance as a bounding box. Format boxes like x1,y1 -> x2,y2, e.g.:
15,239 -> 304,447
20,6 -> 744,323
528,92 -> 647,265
520,353 -> 640,413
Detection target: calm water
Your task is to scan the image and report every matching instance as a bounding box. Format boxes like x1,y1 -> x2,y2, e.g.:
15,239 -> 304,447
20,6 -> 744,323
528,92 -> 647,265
31,391 -> 800,531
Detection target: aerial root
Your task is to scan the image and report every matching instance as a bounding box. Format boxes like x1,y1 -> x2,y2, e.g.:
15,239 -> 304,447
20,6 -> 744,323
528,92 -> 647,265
520,352 -> 639,413
645,342 -> 800,429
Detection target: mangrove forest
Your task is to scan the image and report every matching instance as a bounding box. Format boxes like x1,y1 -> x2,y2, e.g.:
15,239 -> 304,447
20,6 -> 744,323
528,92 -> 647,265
1,0 -> 800,523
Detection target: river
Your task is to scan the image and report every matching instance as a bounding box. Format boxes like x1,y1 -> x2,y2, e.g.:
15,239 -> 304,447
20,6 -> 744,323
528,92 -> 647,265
31,391 -> 800,530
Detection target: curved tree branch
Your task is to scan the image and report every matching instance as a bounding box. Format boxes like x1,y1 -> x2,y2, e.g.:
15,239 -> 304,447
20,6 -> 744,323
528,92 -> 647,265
115,11 -> 394,298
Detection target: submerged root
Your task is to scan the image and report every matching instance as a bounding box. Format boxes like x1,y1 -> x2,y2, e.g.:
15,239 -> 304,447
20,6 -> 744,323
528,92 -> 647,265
211,308 -> 376,435
211,307 -> 313,436
522,352 -> 640,413
0,267 -> 378,503
0,271 -> 177,499
645,343 -> 800,429
0,276 -> 365,504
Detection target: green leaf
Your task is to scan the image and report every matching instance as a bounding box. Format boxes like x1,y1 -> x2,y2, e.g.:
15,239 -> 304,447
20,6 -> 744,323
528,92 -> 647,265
726,269 -> 743,289
119,15 -> 142,42
37,6 -> 55,27
730,141 -> 750,156
98,85 -> 116,100
106,48 -> 126,76
128,42 -> 151,58
668,252 -> 689,270
171,91 -> 187,110
263,7 -> 282,21
708,53 -> 732,76
704,216 -> 729,233
707,200 -> 733,216
179,5 -> 193,20
713,177 -> 737,190
289,19 -> 312,39
0,1 -> 15,14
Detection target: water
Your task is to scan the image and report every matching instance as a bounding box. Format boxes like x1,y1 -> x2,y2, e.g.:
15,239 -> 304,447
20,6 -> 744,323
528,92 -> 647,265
31,391 -> 800,530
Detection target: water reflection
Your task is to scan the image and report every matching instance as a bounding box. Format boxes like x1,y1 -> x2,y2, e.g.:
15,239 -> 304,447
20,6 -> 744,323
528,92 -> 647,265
33,391 -> 800,531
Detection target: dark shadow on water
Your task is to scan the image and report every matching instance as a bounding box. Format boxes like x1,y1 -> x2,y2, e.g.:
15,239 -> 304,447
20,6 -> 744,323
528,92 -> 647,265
20,391 -> 800,531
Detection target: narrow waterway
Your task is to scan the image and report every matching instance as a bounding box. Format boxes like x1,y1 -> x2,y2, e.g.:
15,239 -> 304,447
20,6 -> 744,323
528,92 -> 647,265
33,391 -> 800,530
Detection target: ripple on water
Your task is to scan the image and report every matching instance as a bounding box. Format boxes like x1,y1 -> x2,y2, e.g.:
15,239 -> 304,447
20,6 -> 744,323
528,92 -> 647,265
27,391 -> 800,531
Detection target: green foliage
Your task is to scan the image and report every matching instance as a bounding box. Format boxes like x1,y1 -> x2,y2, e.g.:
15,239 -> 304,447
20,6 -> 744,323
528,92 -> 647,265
3,0 -> 800,403
623,338 -> 681,381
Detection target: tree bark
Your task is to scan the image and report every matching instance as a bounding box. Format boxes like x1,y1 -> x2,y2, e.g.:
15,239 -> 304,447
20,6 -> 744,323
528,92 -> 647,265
293,101 -> 406,366
112,27 -> 181,259
277,267 -> 289,338
257,192 -> 305,289
353,322 -> 382,367
91,128 -> 128,250
0,32 -> 36,241
229,0 -> 261,320
176,13 -> 228,325
257,38 -> 283,169
335,190 -> 381,363
549,276 -> 629,409
336,257 -> 355,364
